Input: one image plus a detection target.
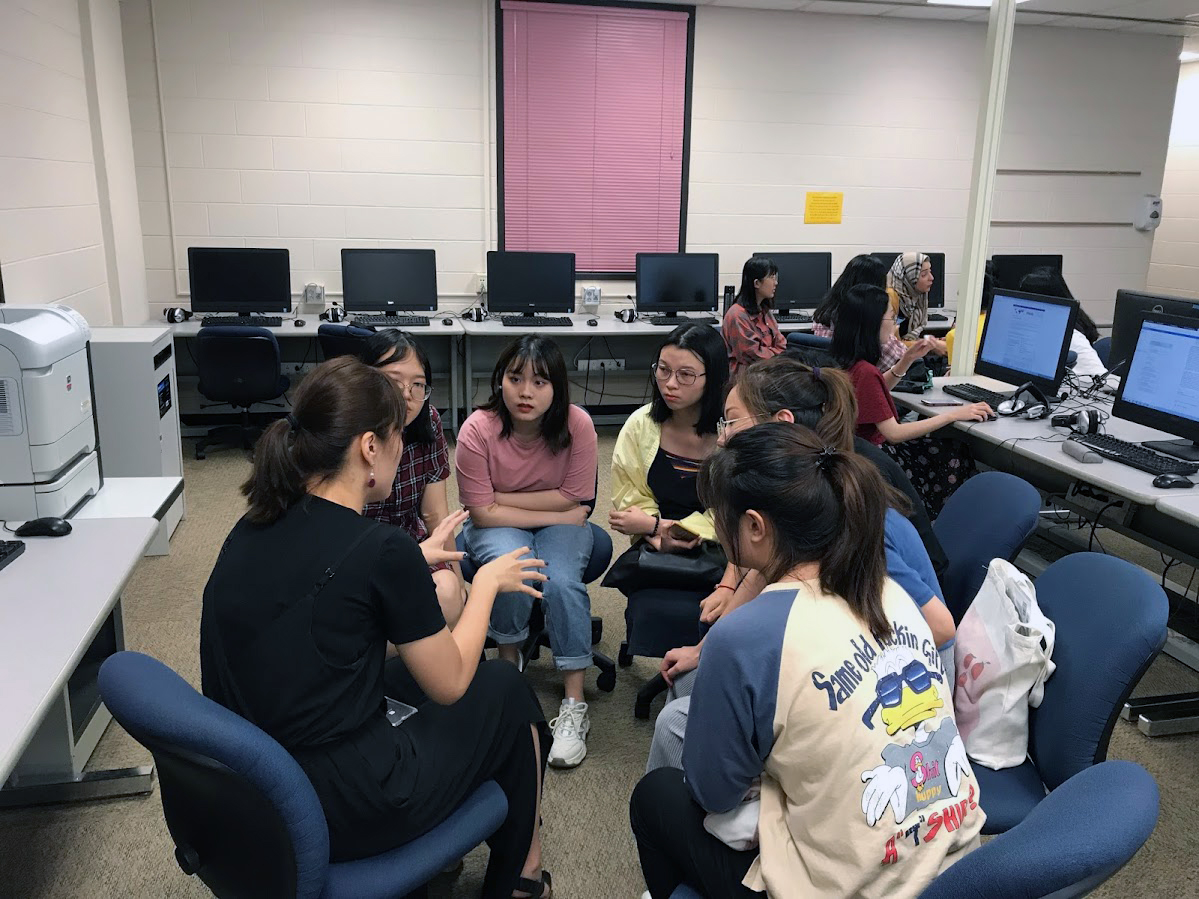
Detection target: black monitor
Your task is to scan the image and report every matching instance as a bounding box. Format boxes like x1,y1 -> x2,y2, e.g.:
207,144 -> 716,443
635,253 -> 719,316
1110,289 -> 1199,376
975,288 -> 1078,394
188,247 -> 291,314
871,251 -> 946,308
756,252 -> 831,312
341,249 -> 437,312
1113,313 -> 1199,463
486,251 -> 575,315
991,254 -> 1063,291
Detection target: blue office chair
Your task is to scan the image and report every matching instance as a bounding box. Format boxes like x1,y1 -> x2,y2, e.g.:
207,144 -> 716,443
920,760 -> 1158,898
457,522 -> 617,692
1094,336 -> 1112,368
785,331 -> 832,351
98,651 -> 508,899
317,323 -> 375,361
973,553 -> 1167,834
194,325 -> 290,460
932,471 -> 1041,622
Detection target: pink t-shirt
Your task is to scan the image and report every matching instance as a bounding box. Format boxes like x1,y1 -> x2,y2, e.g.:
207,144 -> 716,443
454,406 -> 599,509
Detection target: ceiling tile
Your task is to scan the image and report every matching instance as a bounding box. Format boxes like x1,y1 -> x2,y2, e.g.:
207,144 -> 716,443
883,6 -> 978,20
802,0 -> 895,14
711,0 -> 806,8
1018,0 -> 1128,13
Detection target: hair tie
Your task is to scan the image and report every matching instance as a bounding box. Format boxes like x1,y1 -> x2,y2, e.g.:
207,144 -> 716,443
816,445 -> 838,472
286,412 -> 301,433
811,365 -> 821,381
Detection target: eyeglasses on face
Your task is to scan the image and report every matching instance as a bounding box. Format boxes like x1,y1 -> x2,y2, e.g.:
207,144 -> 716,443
716,415 -> 758,437
651,362 -> 705,387
395,381 -> 432,400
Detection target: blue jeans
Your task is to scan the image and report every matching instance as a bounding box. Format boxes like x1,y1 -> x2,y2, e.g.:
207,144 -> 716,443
463,519 -> 594,671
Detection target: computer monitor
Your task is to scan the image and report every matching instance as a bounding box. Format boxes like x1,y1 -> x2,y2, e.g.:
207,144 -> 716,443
755,252 -> 831,312
635,253 -> 719,317
485,251 -> 575,315
1109,289 -> 1199,376
1113,313 -> 1199,463
341,249 -> 438,312
991,254 -> 1063,292
870,251 -> 946,308
188,247 -> 292,314
975,288 -> 1078,394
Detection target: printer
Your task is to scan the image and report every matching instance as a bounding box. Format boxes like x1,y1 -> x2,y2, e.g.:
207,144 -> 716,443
0,305 -> 102,521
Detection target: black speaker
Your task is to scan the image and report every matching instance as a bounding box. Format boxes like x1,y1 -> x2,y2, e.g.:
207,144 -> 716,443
723,285 -> 735,314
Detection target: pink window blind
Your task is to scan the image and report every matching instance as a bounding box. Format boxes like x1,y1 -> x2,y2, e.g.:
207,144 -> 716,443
500,1 -> 690,274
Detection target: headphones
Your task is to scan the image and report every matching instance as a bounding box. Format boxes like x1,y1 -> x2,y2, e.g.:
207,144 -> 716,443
1051,409 -> 1102,435
996,382 -> 1052,420
613,308 -> 637,323
462,306 -> 489,323
164,307 -> 192,323
319,304 -> 344,323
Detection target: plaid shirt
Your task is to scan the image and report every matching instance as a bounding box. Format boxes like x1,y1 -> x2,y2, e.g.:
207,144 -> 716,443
363,406 -> 451,544
722,303 -> 786,375
810,323 -> 906,372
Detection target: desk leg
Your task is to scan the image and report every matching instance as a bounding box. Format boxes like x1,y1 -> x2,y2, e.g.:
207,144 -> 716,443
0,765 -> 154,807
450,334 -> 460,434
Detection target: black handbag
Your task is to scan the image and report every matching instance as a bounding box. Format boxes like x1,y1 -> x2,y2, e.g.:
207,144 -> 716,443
601,539 -> 726,594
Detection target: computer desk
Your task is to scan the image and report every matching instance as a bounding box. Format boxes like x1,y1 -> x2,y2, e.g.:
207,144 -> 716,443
0,518 -> 157,806
894,375 -> 1199,735
170,318 -> 466,432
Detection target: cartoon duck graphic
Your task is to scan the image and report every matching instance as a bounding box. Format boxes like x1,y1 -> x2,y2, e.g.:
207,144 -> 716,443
910,752 -> 928,789
860,646 -> 945,735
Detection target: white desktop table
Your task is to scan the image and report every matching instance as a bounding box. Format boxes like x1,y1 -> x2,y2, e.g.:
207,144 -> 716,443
1156,494 -> 1199,529
73,476 -> 185,556
0,518 -> 157,804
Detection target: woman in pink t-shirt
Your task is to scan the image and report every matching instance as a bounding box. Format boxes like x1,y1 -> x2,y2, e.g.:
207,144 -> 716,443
456,336 -> 599,770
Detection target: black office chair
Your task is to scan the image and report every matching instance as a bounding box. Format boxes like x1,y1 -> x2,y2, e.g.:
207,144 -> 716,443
317,323 -> 374,360
194,326 -> 290,460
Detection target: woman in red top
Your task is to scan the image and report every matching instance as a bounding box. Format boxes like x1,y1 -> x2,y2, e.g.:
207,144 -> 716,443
834,284 -> 991,516
721,256 -> 785,375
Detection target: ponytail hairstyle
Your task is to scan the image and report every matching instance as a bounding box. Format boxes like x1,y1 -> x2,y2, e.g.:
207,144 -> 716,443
482,335 -> 572,453
734,256 -> 779,315
735,356 -> 858,451
698,422 -> 892,642
241,356 -> 406,525
360,329 -> 436,445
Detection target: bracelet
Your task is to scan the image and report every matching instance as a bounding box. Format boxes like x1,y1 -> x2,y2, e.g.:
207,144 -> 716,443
650,514 -> 660,537
715,584 -> 735,592
890,365 -> 910,379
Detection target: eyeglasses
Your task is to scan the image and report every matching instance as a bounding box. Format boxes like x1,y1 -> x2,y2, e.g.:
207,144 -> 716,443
716,415 -> 758,437
395,381 -> 432,401
651,363 -> 705,387
861,660 -> 944,729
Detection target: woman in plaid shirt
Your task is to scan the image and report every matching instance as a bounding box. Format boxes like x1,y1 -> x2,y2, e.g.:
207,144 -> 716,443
361,331 -> 467,627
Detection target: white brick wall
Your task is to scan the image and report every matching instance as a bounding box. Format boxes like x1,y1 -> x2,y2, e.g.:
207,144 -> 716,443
1148,61 -> 1199,301
122,1 -> 1178,325
0,0 -> 111,322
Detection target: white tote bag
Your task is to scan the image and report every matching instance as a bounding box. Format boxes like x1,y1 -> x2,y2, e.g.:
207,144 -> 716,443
953,559 -> 1056,770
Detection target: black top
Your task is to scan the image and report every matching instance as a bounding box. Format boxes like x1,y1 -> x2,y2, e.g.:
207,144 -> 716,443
646,446 -> 705,523
200,495 -> 445,754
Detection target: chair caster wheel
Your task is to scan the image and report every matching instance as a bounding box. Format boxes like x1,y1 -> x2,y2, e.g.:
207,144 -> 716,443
634,698 -> 651,720
597,669 -> 616,692
618,642 -> 633,667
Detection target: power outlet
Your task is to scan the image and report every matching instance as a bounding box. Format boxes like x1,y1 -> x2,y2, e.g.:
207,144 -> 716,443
477,274 -> 487,295
578,358 -> 625,372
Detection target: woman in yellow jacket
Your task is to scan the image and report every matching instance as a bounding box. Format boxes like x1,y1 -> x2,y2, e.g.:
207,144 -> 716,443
607,324 -> 729,663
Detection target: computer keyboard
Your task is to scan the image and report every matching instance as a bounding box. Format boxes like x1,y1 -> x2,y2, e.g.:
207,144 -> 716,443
942,383 -> 1009,407
1071,434 -> 1199,476
200,316 -> 284,328
774,312 -> 814,324
927,313 -> 950,322
499,315 -> 573,327
641,314 -> 720,326
0,540 -> 25,574
351,315 -> 432,327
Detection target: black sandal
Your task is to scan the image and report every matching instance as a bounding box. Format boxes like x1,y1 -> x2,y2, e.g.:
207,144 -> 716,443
514,870 -> 552,898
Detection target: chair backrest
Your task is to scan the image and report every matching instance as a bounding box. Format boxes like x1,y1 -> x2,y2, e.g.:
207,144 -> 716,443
195,326 -> 284,408
1093,336 -> 1111,368
918,760 -> 1158,899
785,331 -> 833,350
932,472 -> 1041,622
98,651 -> 330,899
1028,554 -> 1168,790
317,323 -> 374,361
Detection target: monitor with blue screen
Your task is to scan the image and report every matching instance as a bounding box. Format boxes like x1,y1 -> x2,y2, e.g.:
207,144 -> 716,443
1113,314 -> 1199,462
975,289 -> 1078,393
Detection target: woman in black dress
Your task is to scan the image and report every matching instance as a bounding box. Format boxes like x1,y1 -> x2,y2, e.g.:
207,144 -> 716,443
200,356 -> 554,898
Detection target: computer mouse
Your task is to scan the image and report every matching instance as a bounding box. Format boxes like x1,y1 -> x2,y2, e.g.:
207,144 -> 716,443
1153,473 -> 1195,489
15,516 -> 73,538
442,317 -> 454,326
293,319 -> 305,327
587,318 -> 598,327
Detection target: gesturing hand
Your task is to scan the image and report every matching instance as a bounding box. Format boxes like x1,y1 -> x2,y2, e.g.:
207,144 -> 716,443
475,547 -> 548,598
419,509 -> 469,567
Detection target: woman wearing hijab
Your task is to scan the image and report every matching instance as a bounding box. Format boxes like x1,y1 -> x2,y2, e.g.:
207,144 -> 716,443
887,253 -> 947,356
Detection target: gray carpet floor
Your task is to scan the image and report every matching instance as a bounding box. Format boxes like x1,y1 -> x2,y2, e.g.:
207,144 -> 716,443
1,430 -> 1197,897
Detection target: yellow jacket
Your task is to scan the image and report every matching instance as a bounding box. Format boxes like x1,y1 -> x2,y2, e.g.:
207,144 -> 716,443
946,314 -> 986,364
610,405 -> 716,543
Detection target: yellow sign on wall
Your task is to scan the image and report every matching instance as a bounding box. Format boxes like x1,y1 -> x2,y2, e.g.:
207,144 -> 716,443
804,191 -> 844,225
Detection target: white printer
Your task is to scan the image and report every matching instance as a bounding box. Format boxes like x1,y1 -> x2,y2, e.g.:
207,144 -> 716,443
0,305 -> 102,521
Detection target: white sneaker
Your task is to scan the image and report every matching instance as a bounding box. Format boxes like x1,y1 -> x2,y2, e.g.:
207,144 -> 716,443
548,699 -> 590,768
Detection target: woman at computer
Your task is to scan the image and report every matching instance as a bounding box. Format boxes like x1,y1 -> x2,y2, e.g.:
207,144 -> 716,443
1017,268 -> 1106,378
456,335 -> 600,771
722,256 -> 785,375
835,284 -> 991,517
608,323 -> 729,662
811,253 -> 908,371
360,331 -> 466,628
630,424 -> 982,899
200,356 -> 553,899
889,252 -> 948,356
